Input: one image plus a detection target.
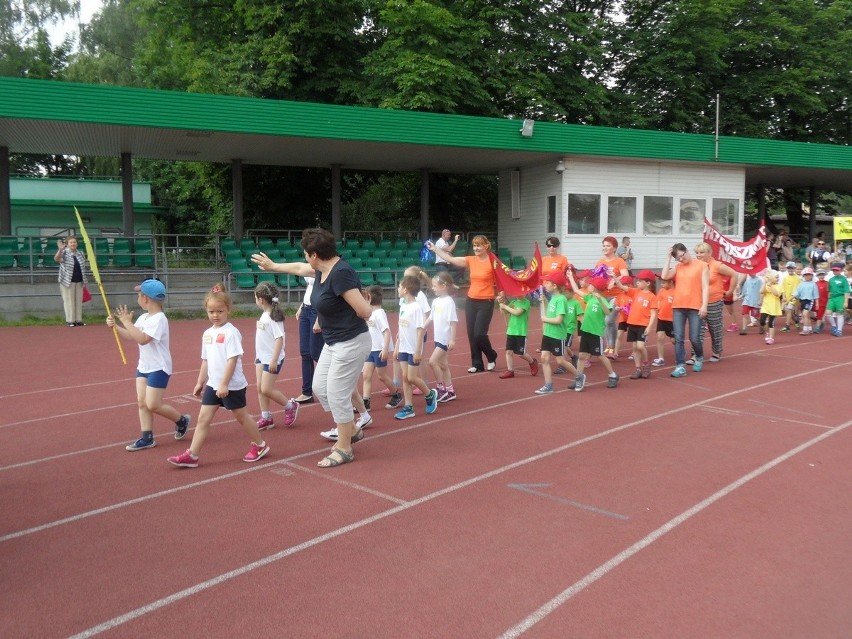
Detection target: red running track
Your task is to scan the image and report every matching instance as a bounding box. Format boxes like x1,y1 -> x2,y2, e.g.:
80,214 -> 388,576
0,314 -> 850,638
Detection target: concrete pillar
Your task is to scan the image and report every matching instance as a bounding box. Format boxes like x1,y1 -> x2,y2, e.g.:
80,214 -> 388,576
331,164 -> 342,239
420,169 -> 430,242
120,152 -> 134,237
232,159 -> 244,242
757,184 -> 766,226
0,147 -> 10,236
808,186 -> 818,241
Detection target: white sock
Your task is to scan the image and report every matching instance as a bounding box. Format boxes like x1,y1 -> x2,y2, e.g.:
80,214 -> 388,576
262,411 -> 272,419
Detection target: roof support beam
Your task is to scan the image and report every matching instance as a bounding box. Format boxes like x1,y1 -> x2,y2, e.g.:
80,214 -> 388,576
757,184 -> 766,225
0,146 -> 10,235
419,169 -> 429,242
232,159 -> 243,242
808,186 -> 818,241
120,153 -> 134,238
331,164 -> 341,239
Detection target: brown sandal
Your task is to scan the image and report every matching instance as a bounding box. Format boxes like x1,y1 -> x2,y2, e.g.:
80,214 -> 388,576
318,447 -> 354,468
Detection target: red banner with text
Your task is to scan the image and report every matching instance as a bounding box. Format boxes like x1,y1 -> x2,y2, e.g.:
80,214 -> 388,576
491,243 -> 543,296
703,218 -> 769,275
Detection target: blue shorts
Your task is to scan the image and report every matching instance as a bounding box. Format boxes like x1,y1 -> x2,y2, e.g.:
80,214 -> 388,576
434,342 -> 448,351
366,350 -> 389,368
201,385 -> 247,411
255,359 -> 282,375
136,369 -> 170,389
398,352 -> 419,365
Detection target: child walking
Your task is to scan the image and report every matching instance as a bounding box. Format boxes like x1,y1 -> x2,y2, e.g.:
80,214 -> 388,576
534,271 -> 581,394
653,277 -> 674,366
425,272 -> 459,402
614,270 -> 659,379
253,282 -> 299,430
391,265 -> 432,394
361,285 -> 402,410
826,262 -> 851,336
167,288 -> 269,468
759,270 -> 782,345
107,279 -> 191,451
793,268 -> 819,334
738,271 -> 764,335
567,271 -> 619,391
393,275 -> 439,419
496,291 -> 538,379
813,269 -> 830,333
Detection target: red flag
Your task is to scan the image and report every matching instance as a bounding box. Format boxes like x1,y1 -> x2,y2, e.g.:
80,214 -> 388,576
490,243 -> 542,296
703,218 -> 769,275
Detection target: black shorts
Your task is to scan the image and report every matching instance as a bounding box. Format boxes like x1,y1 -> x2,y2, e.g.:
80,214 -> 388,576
798,299 -> 814,311
505,335 -> 527,354
657,319 -> 674,337
201,385 -> 247,411
540,335 -> 565,356
626,324 -> 647,343
578,330 -> 604,356
618,321 -> 628,331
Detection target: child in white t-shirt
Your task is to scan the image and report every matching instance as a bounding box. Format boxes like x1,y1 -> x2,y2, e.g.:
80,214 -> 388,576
107,279 -> 190,452
424,272 -> 459,403
393,275 -> 439,420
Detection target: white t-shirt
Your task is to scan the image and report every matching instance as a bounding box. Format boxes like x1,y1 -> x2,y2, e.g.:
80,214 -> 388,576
135,312 -> 172,375
303,276 -> 315,306
255,311 -> 285,365
430,295 -> 458,345
201,322 -> 248,391
397,301 -> 426,355
367,307 -> 394,352
434,237 -> 450,264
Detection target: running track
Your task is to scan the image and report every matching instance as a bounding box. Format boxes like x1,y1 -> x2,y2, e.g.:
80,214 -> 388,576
1,315 -> 850,638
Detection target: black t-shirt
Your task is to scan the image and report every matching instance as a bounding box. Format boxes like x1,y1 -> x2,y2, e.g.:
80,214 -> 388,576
310,259 -> 367,345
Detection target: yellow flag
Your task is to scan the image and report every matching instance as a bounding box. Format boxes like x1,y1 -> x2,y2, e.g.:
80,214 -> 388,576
75,207 -> 127,364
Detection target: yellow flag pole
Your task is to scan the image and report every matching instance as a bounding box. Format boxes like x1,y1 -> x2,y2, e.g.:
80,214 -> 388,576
74,207 -> 127,364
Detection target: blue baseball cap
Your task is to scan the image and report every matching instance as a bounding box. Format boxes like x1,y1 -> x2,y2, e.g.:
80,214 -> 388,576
134,279 -> 166,300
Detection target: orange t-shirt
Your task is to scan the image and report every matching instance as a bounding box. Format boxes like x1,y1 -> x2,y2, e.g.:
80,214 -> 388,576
625,288 -> 659,327
656,288 -> 674,322
672,259 -> 708,309
707,259 -> 724,303
466,255 -> 496,300
596,256 -> 629,297
614,290 -> 631,323
541,254 -> 569,275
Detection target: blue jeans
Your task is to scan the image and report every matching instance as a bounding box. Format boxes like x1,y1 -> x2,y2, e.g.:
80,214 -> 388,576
673,308 -> 703,366
298,304 -> 325,396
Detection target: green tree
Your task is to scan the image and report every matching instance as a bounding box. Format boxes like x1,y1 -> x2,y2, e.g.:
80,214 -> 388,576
0,0 -> 78,78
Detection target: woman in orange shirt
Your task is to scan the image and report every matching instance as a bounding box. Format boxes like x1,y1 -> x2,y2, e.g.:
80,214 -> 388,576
428,234 -> 499,373
660,243 -> 709,378
541,236 -> 569,276
596,236 -> 630,357
694,242 -> 738,363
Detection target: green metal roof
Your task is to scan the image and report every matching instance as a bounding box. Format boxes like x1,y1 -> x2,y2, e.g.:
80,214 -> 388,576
0,76 -> 849,189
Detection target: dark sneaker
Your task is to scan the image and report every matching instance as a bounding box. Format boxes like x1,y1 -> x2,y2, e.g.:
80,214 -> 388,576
629,369 -> 642,379
554,366 -> 567,374
529,358 -> 539,377
385,392 -> 403,409
363,398 -> 371,411
438,391 -> 456,402
607,374 -> 619,388
126,435 -> 155,451
425,390 -> 438,414
175,414 -> 191,440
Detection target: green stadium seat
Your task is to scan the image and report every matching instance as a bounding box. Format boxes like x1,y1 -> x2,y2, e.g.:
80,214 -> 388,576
112,238 -> 133,267
381,256 -> 400,270
0,238 -> 17,268
497,247 -> 511,262
361,239 -> 377,252
257,238 -> 278,255
393,238 -> 410,250
347,257 -> 364,269
233,267 -> 256,288
15,237 -> 39,268
386,249 -> 405,263
256,271 -> 276,284
93,238 -> 110,267
221,238 -> 238,253
375,268 -> 396,288
358,270 -> 376,287
135,238 -> 154,267
239,238 -> 257,255
378,239 -> 393,250
40,239 -> 58,267
355,249 -> 372,261
510,255 -> 527,269
371,248 -> 389,261
365,257 -> 382,271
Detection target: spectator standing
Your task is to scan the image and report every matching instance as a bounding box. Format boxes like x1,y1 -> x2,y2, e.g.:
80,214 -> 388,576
434,229 -> 463,282
54,236 -> 89,327
616,236 -> 634,273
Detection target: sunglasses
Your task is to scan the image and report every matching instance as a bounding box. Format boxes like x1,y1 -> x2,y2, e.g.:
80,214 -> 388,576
546,244 -> 556,248
818,243 -> 826,246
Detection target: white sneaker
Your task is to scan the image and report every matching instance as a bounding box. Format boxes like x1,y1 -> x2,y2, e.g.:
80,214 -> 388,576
320,427 -> 339,441
486,361 -> 496,371
356,414 -> 373,429
652,358 -> 665,367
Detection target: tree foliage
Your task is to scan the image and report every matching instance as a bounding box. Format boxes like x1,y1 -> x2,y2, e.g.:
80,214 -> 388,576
5,0 -> 851,235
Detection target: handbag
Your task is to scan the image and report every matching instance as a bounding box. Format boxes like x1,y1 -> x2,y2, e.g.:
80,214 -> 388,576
82,286 -> 92,303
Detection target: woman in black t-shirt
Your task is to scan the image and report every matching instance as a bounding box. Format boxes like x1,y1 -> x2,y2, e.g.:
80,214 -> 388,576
253,229 -> 372,467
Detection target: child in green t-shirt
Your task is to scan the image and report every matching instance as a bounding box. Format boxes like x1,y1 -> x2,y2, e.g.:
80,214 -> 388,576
496,292 -> 539,379
534,271 -> 580,394
567,270 -> 619,392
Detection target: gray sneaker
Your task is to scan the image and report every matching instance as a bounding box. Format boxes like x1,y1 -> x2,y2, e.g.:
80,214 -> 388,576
573,373 -> 586,392
385,392 -> 403,409
175,414 -> 191,440
606,374 -> 619,388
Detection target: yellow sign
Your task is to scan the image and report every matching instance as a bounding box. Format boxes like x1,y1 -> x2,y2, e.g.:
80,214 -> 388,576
834,217 -> 852,241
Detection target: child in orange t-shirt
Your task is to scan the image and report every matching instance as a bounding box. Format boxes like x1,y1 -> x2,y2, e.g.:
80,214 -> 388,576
653,277 -> 675,366
614,271 -> 659,378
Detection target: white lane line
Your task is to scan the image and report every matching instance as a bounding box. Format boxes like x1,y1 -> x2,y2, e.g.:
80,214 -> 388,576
699,405 -> 830,430
65,364 -> 849,637
497,416 -> 852,639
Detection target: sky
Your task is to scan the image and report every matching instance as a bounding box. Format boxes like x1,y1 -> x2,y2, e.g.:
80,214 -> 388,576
47,0 -> 104,48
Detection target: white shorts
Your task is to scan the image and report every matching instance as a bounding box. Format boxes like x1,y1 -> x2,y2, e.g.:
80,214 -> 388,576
313,331 -> 371,424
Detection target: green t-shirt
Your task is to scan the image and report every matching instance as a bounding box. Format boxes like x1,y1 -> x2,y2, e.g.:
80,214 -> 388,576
580,293 -> 611,336
828,274 -> 851,298
543,293 -> 569,339
563,297 -> 583,336
506,298 -> 530,336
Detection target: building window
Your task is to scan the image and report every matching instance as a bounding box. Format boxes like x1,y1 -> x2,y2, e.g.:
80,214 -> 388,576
712,198 -> 739,235
546,195 -> 556,235
607,196 -> 636,233
568,193 -> 600,234
643,196 -> 673,234
678,199 -> 705,234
